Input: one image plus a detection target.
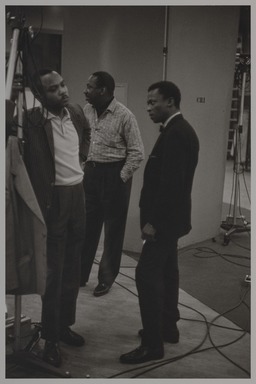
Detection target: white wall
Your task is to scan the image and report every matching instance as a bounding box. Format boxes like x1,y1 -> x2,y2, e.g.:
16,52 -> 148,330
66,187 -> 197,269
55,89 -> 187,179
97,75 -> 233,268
166,6 -> 239,247
6,6 -> 239,253
62,6 -> 165,253
61,6 -> 240,252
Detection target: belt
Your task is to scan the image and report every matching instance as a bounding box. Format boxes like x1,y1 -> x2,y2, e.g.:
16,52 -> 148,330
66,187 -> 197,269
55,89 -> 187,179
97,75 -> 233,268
86,160 -> 125,168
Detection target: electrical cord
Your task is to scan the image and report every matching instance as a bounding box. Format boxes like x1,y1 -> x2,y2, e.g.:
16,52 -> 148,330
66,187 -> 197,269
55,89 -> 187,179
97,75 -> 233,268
108,294 -> 250,378
7,17 -> 50,135
229,237 -> 250,251
179,244 -> 250,269
118,260 -> 250,334
30,7 -> 44,42
109,303 -> 210,378
180,316 -> 247,333
225,121 -> 251,221
6,322 -> 43,374
205,287 -> 250,376
7,7 -> 249,378
227,153 -> 250,220
94,257 -> 137,295
21,27 -> 51,127
242,171 -> 251,204
136,327 -> 249,379
108,292 -> 250,378
108,260 -> 250,378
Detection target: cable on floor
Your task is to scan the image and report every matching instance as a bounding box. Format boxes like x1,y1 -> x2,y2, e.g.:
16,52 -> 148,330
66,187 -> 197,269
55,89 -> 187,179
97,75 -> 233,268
179,245 -> 250,268
109,293 -> 250,378
108,267 -> 250,378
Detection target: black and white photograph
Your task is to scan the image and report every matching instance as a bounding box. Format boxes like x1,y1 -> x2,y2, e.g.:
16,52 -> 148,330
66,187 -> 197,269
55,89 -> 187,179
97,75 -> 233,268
4,2 -> 252,381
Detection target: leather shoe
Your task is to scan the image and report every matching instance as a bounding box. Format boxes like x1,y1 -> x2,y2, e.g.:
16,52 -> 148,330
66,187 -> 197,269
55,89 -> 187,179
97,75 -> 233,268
43,341 -> 62,367
60,327 -> 85,346
138,327 -> 179,343
94,283 -> 110,297
120,345 -> 164,364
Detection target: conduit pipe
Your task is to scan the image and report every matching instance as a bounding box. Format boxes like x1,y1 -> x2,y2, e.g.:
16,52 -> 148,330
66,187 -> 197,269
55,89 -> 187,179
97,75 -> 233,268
162,6 -> 169,80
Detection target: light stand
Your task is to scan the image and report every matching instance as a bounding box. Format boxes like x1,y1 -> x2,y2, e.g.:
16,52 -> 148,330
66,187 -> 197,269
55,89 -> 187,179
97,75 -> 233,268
5,13 -> 71,378
221,54 -> 250,245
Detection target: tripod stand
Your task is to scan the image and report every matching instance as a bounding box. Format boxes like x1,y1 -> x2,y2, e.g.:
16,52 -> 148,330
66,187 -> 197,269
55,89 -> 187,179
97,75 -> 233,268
221,54 -> 250,245
5,13 -> 71,378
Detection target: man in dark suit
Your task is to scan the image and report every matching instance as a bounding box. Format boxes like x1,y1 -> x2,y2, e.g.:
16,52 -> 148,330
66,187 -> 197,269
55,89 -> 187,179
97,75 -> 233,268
16,69 -> 90,367
120,81 -> 199,364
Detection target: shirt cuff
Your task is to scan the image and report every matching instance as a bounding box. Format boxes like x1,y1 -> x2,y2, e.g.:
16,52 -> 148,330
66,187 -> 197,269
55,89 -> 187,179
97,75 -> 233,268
120,170 -> 131,183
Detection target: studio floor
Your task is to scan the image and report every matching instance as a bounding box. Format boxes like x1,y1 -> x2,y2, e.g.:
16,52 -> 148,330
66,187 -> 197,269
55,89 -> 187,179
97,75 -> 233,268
5,160 -> 252,380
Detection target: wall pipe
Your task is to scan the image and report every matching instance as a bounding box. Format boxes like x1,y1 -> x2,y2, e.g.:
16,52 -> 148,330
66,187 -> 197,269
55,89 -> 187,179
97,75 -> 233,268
162,6 -> 169,80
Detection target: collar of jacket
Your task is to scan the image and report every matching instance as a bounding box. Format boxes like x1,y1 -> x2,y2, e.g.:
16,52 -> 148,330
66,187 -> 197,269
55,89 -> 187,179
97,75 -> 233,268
163,111 -> 182,128
161,113 -> 183,133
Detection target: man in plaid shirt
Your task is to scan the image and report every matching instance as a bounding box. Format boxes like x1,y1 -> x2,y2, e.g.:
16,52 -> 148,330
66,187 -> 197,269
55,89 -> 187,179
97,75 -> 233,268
81,71 -> 144,297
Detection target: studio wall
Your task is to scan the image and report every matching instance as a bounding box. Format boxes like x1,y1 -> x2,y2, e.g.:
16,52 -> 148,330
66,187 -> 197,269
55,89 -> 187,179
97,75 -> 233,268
61,6 -> 239,252
5,6 -> 240,253
62,6 -> 165,252
166,6 -> 240,247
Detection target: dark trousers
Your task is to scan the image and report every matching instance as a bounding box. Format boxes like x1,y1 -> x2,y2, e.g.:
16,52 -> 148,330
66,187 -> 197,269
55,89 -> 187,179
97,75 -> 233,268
41,182 -> 85,342
81,161 -> 132,286
135,230 -> 180,349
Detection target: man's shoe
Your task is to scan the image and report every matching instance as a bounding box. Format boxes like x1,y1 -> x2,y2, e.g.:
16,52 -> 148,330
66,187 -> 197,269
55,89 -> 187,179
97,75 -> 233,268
93,283 -> 110,297
60,327 -> 85,346
164,328 -> 179,343
120,345 -> 164,364
138,327 -> 179,344
43,341 -> 62,367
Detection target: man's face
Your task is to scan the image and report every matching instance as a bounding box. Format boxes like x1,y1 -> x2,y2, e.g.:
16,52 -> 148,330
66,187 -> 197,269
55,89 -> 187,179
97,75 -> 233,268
147,88 -> 170,124
84,75 -> 102,106
40,71 -> 69,110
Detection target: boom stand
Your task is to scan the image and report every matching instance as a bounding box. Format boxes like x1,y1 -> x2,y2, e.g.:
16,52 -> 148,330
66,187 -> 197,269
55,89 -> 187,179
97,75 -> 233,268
221,62 -> 250,245
6,15 -> 71,378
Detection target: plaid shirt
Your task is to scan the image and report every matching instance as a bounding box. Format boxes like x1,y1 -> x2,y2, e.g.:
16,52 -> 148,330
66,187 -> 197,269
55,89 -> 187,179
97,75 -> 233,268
83,98 -> 144,182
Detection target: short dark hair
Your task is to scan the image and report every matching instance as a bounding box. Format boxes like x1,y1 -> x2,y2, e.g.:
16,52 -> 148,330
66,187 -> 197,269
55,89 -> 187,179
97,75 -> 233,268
30,68 -> 55,98
148,81 -> 181,108
92,71 -> 115,96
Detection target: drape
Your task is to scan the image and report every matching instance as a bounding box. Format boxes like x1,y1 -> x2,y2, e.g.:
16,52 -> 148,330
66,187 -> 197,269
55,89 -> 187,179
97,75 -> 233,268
6,136 -> 47,295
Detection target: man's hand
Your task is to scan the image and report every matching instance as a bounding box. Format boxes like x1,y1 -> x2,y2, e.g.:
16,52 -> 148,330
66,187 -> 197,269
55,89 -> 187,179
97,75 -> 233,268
141,223 -> 157,242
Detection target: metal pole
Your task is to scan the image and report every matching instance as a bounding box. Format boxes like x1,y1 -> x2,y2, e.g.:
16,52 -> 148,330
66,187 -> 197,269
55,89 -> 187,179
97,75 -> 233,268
6,20 -> 24,353
162,6 -> 169,81
6,28 -> 20,100
16,56 -> 24,141
232,70 -> 246,225
14,296 -> 22,351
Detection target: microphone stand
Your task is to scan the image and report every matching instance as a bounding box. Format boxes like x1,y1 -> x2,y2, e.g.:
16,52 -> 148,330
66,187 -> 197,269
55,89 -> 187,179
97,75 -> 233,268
5,13 -> 71,378
221,54 -> 250,245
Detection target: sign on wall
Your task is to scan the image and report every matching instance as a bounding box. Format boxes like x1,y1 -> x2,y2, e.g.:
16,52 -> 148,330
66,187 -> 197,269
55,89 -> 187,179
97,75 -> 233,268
115,83 -> 128,106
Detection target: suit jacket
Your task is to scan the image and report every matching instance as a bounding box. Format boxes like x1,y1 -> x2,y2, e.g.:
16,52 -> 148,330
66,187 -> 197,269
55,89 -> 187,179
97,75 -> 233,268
22,104 -> 90,220
139,114 -> 199,238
